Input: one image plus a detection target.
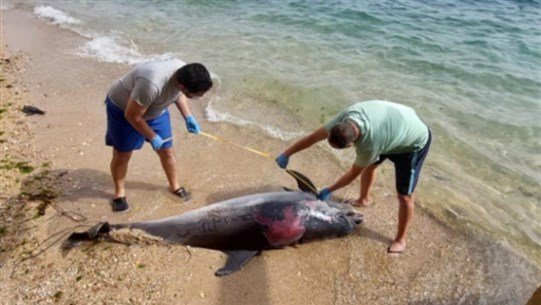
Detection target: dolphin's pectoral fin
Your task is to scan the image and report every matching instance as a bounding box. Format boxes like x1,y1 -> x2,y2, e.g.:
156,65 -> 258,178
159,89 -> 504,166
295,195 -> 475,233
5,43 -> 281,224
215,250 -> 260,276
285,169 -> 318,195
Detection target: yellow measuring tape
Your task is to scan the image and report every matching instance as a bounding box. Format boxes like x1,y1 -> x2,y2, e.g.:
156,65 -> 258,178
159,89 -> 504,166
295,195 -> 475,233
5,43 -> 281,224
200,132 -> 273,159
199,131 -> 318,194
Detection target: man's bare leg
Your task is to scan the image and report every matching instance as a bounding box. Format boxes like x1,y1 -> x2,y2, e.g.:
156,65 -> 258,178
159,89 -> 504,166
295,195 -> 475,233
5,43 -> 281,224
356,163 -> 379,206
388,193 -> 415,254
110,149 -> 132,199
156,147 -> 181,192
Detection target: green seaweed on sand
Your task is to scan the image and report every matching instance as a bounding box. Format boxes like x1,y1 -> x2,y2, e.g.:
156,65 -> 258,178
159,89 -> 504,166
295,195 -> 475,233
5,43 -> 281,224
53,291 -> 63,301
0,158 -> 35,174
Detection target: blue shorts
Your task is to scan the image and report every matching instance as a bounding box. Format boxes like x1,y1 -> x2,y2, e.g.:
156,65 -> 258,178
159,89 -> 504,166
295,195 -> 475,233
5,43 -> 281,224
105,97 -> 173,152
375,129 -> 431,195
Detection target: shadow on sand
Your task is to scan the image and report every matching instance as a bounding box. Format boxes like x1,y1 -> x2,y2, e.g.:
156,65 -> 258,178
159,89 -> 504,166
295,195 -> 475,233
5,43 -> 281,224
359,226 -> 393,246
19,167 -> 173,212
216,254 -> 271,305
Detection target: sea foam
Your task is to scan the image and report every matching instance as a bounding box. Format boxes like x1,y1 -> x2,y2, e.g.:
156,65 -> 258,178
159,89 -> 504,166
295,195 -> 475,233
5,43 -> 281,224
76,35 -> 146,65
33,5 -> 80,25
205,101 -> 303,141
31,5 -> 172,65
75,35 -> 176,65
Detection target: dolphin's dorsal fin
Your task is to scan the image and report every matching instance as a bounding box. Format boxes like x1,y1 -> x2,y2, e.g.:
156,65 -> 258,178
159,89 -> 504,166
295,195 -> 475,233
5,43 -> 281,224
215,250 -> 260,276
285,169 -> 318,195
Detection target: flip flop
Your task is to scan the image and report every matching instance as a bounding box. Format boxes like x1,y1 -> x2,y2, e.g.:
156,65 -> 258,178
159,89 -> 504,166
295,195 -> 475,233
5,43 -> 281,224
111,197 -> 129,213
387,245 -> 405,255
172,187 -> 191,202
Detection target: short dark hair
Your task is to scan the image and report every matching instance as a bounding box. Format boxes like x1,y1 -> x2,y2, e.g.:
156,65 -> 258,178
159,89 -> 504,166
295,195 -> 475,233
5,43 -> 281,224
174,63 -> 213,94
328,122 -> 357,148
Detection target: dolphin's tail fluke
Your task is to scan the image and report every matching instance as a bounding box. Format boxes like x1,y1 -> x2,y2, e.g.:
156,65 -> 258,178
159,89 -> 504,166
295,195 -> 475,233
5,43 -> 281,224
62,222 -> 112,249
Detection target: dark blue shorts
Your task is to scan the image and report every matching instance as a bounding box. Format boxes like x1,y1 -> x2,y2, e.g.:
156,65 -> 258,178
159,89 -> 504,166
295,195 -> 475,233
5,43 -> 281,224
375,129 -> 431,195
105,97 -> 173,152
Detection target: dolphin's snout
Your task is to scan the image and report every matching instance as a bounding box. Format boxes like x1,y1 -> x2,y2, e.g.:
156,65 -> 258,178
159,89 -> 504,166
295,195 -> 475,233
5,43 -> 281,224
349,211 -> 364,224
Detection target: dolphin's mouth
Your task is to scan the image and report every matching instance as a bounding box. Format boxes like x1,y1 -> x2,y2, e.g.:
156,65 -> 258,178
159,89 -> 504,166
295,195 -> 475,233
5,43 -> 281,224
348,211 -> 364,224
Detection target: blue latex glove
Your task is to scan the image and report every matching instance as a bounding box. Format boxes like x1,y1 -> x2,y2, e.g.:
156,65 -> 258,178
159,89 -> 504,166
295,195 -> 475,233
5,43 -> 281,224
150,134 -> 165,150
275,153 -> 289,169
185,115 -> 200,134
318,188 -> 332,200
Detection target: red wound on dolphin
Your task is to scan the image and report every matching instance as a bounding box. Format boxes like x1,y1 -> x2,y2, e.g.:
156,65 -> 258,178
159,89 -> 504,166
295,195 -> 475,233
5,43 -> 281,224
255,205 -> 306,247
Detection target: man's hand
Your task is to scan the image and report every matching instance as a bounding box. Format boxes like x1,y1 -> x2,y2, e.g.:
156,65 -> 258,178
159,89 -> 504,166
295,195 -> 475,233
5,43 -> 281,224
275,153 -> 289,169
150,135 -> 165,150
185,115 -> 200,134
318,188 -> 332,200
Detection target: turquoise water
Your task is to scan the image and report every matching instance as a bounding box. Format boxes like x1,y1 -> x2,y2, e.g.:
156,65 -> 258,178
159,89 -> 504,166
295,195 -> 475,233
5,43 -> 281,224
6,0 -> 541,264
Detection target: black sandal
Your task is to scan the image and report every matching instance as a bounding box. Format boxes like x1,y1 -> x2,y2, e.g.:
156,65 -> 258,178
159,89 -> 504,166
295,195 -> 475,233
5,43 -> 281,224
172,187 -> 191,202
112,197 -> 129,212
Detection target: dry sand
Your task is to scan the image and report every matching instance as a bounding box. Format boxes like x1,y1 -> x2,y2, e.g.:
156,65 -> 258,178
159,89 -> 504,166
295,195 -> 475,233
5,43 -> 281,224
1,9 -> 540,305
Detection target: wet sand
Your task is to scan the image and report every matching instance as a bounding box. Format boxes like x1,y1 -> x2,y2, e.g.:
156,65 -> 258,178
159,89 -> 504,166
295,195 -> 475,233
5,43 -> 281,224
1,9 -> 539,305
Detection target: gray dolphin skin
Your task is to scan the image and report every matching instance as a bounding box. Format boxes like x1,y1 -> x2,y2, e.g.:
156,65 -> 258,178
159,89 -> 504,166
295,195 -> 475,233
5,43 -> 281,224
63,171 -> 363,276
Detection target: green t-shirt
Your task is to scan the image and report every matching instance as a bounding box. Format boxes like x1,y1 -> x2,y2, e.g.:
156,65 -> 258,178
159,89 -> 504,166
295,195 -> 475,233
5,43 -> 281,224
324,100 -> 429,167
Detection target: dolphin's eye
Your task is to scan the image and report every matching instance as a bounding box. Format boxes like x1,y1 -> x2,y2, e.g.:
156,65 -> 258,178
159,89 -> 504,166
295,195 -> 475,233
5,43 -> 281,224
336,214 -> 347,222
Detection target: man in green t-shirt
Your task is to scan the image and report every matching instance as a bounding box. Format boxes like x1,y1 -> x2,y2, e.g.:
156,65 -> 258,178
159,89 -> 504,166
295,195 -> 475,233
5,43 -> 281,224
275,100 -> 431,254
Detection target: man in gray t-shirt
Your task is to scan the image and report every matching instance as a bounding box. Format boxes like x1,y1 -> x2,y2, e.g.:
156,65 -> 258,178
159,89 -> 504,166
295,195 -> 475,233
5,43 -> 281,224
104,59 -> 213,212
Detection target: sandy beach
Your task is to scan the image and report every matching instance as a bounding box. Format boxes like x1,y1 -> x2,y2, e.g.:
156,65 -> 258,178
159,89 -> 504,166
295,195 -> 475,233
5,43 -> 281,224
1,8 -> 540,305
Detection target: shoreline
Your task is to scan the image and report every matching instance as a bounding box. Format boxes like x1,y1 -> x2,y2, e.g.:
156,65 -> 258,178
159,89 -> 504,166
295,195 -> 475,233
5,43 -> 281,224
5,5 -> 541,268
1,8 -> 540,305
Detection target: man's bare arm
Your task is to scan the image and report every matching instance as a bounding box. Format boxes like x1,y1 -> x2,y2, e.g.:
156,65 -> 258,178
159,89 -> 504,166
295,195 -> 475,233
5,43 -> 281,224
174,94 -> 192,119
124,98 -> 155,140
328,165 -> 364,192
283,126 -> 329,157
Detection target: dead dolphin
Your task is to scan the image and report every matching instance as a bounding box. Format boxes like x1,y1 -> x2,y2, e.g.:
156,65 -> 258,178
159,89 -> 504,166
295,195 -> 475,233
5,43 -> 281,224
63,171 -> 363,276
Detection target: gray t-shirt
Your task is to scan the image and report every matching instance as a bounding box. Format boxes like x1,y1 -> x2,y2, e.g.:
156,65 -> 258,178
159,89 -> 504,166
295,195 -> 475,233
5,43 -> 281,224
107,58 -> 185,120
